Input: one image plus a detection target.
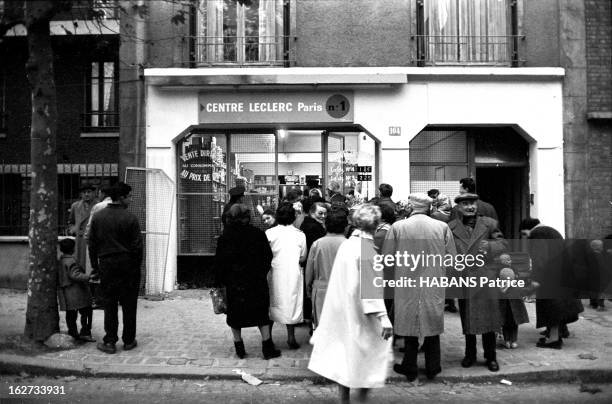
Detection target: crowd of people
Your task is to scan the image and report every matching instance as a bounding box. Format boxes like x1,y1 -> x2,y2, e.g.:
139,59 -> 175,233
57,177 -> 611,403
212,178 -> 611,403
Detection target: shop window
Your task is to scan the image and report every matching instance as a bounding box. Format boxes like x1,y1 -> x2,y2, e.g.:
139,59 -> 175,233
416,0 -> 518,65
409,130 -> 468,199
195,0 -> 287,65
326,132 -> 377,203
176,129 -> 378,255
177,133 -> 229,254
84,61 -> 118,131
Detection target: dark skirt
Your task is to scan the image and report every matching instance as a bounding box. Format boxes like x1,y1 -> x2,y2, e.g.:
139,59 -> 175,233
225,280 -> 270,329
535,298 -> 584,329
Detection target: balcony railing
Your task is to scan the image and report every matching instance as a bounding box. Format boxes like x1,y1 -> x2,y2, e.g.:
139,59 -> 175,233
414,35 -> 523,66
192,35 -> 293,67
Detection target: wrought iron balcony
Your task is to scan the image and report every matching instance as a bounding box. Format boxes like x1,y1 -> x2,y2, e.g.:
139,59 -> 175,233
414,34 -> 523,66
191,35 -> 294,67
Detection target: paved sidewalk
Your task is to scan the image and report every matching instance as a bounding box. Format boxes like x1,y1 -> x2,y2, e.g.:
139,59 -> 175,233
1,288 -> 611,383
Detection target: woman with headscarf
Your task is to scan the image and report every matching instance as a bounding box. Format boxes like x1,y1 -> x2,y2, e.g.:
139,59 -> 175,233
308,204 -> 393,404
214,204 -> 281,360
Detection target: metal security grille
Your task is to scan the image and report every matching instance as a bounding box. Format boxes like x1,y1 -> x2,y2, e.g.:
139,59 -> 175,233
177,134 -> 228,255
230,133 -> 277,231
126,167 -> 174,295
0,163 -> 117,236
410,130 -> 468,201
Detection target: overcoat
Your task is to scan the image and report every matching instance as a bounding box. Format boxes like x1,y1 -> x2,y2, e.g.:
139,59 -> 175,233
214,223 -> 273,329
68,199 -> 94,271
57,254 -> 92,311
304,233 -> 345,327
528,226 -> 584,328
448,216 -> 507,334
266,224 -> 307,324
382,213 -> 457,337
308,230 -> 392,388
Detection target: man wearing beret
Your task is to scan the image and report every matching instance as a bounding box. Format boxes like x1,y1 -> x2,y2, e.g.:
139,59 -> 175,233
448,193 -> 507,372
69,184 -> 97,271
383,193 -> 457,381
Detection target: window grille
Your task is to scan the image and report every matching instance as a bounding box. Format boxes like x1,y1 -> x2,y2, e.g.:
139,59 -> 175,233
0,163 -> 118,236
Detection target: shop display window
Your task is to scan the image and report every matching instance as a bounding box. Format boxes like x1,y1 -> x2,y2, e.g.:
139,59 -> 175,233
177,129 -> 378,255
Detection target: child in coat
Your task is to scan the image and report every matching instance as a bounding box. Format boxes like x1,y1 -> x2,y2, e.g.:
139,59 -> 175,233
497,253 -> 529,349
58,238 -> 95,342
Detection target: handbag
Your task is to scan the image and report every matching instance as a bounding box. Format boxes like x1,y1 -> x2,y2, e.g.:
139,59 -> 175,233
210,287 -> 227,314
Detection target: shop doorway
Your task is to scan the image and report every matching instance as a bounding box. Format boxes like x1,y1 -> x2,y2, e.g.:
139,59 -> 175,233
409,126 -> 530,243
476,166 -> 528,242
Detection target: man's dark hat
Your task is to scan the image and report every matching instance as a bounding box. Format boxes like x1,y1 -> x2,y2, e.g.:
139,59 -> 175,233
454,193 -> 479,203
79,184 -> 96,192
229,186 -> 245,197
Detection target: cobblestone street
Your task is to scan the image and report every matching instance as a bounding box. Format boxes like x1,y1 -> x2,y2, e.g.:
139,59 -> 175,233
1,289 -> 612,383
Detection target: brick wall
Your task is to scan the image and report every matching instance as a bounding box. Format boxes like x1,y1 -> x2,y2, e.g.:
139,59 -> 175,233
0,37 -> 119,164
585,0 -> 612,238
585,0 -> 612,113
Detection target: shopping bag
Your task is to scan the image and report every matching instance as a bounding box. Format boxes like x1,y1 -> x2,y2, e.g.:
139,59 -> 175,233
210,287 -> 227,314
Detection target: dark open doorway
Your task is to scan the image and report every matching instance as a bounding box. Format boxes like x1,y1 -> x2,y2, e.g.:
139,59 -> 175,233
476,166 -> 528,243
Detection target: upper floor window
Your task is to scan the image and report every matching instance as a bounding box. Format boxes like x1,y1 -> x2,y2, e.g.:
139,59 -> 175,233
417,0 -> 518,66
53,0 -> 119,21
84,61 -> 118,131
195,0 -> 288,66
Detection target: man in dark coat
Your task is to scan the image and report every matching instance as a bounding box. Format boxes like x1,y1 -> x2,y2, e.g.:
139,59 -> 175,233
449,193 -> 507,372
521,219 -> 584,349
89,182 -> 143,354
300,202 -> 327,252
447,178 -> 498,313
372,183 -> 397,218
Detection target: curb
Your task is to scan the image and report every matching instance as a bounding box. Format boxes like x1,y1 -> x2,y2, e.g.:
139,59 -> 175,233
2,356 -> 611,384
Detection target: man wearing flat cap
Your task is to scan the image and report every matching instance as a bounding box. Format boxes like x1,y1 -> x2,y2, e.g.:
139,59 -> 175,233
448,192 -> 507,372
383,193 -> 457,381
69,184 -> 97,270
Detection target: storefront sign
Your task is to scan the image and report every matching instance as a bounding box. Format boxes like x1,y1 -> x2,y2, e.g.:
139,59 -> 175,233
199,92 -> 354,124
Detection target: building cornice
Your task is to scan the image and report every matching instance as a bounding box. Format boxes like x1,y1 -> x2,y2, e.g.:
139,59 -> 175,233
144,67 -> 565,88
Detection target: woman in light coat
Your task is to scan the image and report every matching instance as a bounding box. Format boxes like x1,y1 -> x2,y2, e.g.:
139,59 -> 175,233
266,202 -> 307,349
305,209 -> 348,328
308,204 -> 393,404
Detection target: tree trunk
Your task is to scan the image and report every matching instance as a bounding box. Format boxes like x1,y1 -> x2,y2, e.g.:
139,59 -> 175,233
23,2 -> 60,342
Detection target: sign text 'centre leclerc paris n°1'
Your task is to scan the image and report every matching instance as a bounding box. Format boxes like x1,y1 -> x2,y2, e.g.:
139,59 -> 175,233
198,92 -> 354,124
